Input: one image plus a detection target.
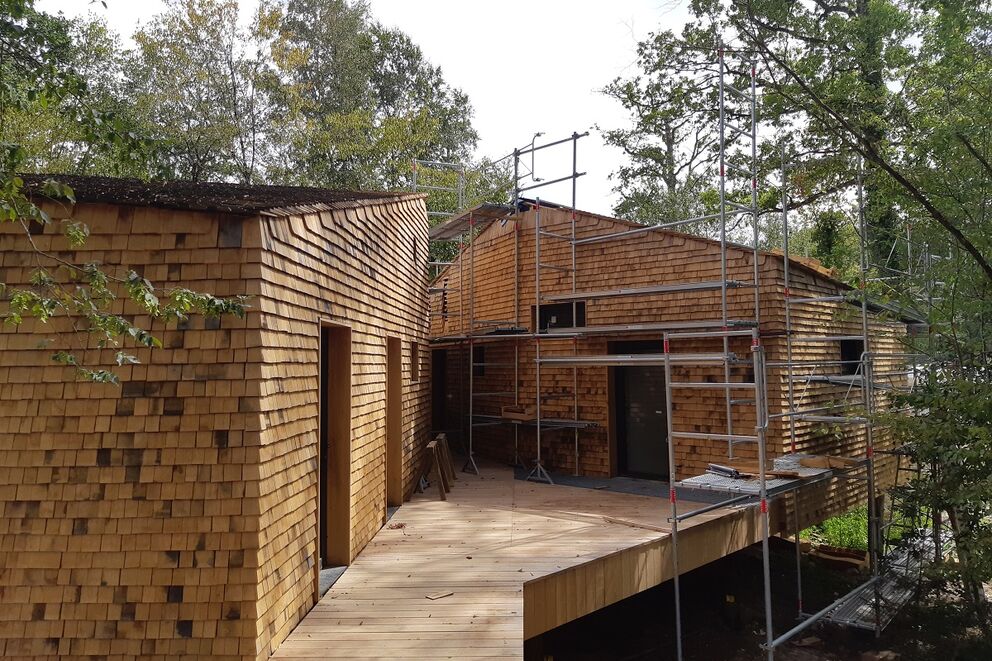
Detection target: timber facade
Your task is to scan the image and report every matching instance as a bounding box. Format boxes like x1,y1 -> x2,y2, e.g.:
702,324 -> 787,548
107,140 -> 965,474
430,203 -> 908,525
0,176 -> 431,660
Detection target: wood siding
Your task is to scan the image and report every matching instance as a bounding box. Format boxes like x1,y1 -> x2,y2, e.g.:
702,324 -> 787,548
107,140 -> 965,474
253,198 -> 431,658
0,194 -> 431,660
430,206 -> 906,527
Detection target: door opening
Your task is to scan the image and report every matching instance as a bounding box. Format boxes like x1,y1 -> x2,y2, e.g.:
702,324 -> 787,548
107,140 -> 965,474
610,339 -> 670,479
318,324 -> 352,572
432,349 -> 448,431
386,337 -> 402,507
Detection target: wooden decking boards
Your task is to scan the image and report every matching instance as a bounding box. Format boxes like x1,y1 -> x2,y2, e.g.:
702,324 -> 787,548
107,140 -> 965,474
273,461 -> 767,660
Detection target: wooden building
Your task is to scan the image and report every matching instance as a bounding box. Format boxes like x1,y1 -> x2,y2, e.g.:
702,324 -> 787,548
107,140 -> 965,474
0,175 -> 431,659
429,201 -> 913,512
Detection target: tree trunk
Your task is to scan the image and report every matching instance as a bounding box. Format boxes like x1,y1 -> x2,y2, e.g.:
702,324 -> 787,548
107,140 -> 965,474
856,0 -> 902,273
947,507 -> 990,633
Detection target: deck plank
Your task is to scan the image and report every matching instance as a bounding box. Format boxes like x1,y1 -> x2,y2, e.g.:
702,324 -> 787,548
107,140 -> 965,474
273,461 -> 764,660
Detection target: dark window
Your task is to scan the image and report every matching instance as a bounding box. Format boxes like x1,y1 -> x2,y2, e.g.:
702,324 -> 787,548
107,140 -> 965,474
840,338 -> 865,376
411,341 -> 420,381
473,345 -> 485,377
532,301 -> 586,331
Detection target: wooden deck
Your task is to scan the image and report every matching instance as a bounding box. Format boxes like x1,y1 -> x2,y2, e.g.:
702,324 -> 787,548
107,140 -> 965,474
273,461 -> 766,660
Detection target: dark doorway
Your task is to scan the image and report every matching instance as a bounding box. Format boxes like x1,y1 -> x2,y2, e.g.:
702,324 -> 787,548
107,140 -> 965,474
386,337 -> 402,507
432,349 -> 447,431
840,338 -> 865,375
610,339 -> 669,479
318,324 -> 352,571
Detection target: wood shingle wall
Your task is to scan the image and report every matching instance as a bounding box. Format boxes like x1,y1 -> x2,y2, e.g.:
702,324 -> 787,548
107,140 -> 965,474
430,206 -> 907,524
252,198 -> 430,658
0,202 -> 264,660
0,193 -> 431,660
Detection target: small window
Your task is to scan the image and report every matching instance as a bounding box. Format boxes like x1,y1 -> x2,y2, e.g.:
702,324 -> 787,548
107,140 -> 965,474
473,345 -> 485,377
532,301 -> 586,332
411,341 -> 420,381
840,338 -> 865,376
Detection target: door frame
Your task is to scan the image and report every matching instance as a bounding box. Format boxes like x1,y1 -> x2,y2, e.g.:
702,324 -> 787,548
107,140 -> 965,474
431,348 -> 448,433
314,320 -> 353,603
386,337 -> 402,507
608,339 -> 669,480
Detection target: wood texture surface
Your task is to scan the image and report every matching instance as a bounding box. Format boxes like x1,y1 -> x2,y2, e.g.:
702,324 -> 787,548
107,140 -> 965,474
273,459 -> 781,660
430,207 -> 906,527
0,192 -> 432,660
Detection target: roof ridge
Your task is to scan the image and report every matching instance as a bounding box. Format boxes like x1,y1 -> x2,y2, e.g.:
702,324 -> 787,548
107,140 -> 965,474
19,173 -> 418,215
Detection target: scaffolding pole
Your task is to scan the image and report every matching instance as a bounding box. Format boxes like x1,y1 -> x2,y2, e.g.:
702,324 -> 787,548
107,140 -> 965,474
770,131 -> 939,642
661,46 -> 773,661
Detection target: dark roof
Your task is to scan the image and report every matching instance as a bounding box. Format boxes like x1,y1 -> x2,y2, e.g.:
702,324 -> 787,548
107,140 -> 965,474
21,174 -> 414,215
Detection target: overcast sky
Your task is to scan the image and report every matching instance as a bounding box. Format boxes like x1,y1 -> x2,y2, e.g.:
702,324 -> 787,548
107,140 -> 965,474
38,0 -> 690,215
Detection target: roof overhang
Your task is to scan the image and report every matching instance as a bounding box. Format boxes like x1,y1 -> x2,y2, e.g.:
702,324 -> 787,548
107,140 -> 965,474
428,202 -> 516,240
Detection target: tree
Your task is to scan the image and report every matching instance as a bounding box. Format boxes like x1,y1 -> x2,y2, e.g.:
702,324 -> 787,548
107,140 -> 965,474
1,0 -> 246,383
602,30 -> 717,229
887,369 -> 992,638
2,14 -> 149,177
267,0 -> 477,189
129,0 -> 275,183
610,0 -> 992,643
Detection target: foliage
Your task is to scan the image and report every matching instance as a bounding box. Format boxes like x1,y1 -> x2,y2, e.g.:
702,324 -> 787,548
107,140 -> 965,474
803,505 -> 869,552
609,0 -> 992,637
266,0 -> 477,190
601,30 -> 715,230
603,1 -> 992,287
7,0 -> 478,191
0,0 -> 247,383
129,0 -> 276,183
801,209 -> 862,282
1,5 -> 151,177
886,367 -> 992,629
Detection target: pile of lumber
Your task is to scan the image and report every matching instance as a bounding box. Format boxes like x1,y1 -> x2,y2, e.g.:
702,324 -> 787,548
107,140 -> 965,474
424,433 -> 456,500
707,460 -> 801,480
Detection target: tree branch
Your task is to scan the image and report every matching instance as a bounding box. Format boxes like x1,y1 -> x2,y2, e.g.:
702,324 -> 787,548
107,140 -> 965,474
741,13 -> 992,283
958,133 -> 992,178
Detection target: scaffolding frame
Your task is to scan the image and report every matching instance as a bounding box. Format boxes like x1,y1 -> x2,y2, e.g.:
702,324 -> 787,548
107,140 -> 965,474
418,44 -> 932,661
528,131 -> 588,482
754,131 -> 942,660
416,140 -> 590,477
656,47 -> 777,660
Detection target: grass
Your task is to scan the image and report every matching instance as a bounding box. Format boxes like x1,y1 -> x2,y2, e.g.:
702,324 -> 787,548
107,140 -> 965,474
802,505 -> 869,551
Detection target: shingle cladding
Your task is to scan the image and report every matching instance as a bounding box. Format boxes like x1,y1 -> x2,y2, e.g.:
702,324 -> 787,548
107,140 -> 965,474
0,182 -> 430,659
430,206 -> 905,527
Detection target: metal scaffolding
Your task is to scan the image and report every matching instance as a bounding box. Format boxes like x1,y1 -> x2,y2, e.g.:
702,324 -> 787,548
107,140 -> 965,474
769,151 -> 935,648
418,43 -> 934,660
658,46 -> 774,660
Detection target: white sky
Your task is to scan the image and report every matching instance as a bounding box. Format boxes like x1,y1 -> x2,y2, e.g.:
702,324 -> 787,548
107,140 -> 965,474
39,0 -> 691,215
